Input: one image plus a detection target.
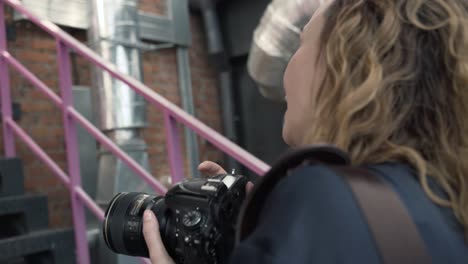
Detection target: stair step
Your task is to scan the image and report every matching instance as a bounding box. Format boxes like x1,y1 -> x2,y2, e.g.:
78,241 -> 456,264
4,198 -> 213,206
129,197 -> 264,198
0,158 -> 24,197
0,194 -> 49,238
0,228 -> 75,263
3,258 -> 26,264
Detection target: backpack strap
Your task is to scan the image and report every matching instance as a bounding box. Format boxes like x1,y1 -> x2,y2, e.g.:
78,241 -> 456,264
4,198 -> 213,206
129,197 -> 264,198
332,166 -> 432,264
235,145 -> 432,264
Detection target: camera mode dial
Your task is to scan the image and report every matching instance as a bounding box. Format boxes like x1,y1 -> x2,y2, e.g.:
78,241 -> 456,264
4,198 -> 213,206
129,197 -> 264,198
182,210 -> 202,227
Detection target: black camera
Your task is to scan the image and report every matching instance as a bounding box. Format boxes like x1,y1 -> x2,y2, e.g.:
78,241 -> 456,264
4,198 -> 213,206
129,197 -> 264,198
103,173 -> 248,264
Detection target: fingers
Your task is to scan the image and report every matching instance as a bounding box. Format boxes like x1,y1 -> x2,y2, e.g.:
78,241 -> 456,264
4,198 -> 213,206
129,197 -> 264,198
199,162 -> 255,193
142,210 -> 174,264
198,161 -> 227,177
246,181 -> 254,194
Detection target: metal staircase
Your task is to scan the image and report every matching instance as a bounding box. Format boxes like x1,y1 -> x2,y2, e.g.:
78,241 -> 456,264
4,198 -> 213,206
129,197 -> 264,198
0,0 -> 270,263
0,158 -> 75,264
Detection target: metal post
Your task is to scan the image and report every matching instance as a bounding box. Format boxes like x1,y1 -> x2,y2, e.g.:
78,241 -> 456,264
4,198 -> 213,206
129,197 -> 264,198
176,47 -> 200,178
0,0 -> 16,157
164,111 -> 185,184
56,40 -> 90,264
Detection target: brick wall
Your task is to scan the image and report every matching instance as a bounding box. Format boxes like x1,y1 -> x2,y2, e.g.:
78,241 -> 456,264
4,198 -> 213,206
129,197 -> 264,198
0,1 -> 223,227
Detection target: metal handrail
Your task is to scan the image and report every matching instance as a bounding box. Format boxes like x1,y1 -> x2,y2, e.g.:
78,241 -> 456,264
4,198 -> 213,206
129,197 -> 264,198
0,0 -> 271,263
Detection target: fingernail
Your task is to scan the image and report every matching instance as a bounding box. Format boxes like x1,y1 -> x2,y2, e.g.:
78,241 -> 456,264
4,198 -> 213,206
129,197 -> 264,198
144,210 -> 152,221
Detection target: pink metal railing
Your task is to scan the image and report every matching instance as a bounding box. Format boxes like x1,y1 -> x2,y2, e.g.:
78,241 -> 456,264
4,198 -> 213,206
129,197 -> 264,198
0,0 -> 271,263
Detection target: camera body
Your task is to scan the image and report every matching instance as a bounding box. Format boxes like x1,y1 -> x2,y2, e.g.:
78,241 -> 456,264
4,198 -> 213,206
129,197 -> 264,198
103,173 -> 248,264
164,174 -> 247,263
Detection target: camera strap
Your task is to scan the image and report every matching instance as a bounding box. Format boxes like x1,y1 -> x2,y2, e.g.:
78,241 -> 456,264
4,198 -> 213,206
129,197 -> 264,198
235,145 -> 431,264
331,166 -> 432,264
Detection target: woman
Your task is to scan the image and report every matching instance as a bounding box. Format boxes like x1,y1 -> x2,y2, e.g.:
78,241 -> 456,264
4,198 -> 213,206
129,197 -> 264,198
143,0 -> 468,263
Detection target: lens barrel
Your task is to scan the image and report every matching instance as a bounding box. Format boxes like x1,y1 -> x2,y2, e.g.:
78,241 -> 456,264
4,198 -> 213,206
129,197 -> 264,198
103,192 -> 166,257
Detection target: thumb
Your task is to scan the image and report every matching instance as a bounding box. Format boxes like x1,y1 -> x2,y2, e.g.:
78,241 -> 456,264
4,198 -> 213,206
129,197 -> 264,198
198,161 -> 227,177
246,181 -> 254,194
142,210 -> 174,264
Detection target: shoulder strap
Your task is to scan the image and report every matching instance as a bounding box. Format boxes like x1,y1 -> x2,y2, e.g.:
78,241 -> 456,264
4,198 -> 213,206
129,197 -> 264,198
332,166 -> 432,264
236,145 -> 350,242
236,145 -> 432,264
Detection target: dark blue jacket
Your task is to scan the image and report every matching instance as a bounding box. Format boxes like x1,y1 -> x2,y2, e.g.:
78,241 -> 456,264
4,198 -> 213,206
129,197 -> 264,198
230,163 -> 468,263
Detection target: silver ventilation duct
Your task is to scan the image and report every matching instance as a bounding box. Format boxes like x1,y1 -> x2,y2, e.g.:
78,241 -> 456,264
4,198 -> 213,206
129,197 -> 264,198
89,1 -> 151,263
89,0 -> 146,130
88,0 -> 152,208
247,0 -> 321,101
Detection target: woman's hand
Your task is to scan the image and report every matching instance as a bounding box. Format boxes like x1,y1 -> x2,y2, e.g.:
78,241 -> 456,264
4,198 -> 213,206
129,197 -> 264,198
142,161 -> 226,264
198,161 -> 254,192
198,161 -> 227,176
142,161 -> 254,263
142,210 -> 175,264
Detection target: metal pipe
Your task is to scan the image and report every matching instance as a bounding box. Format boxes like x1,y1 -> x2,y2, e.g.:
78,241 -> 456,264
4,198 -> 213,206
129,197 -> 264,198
89,0 -> 146,131
68,108 -> 168,194
56,40 -> 91,264
164,112 -> 185,184
6,119 -> 71,186
75,187 -> 105,221
88,0 -> 155,221
88,2 -> 153,262
247,0 -> 321,101
3,51 -> 63,106
0,1 -> 16,157
218,71 -> 236,144
176,47 -> 200,178
194,0 -> 239,171
198,0 -> 225,64
7,115 -> 149,264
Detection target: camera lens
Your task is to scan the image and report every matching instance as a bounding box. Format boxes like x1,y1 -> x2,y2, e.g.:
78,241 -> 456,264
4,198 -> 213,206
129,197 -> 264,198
103,192 -> 169,257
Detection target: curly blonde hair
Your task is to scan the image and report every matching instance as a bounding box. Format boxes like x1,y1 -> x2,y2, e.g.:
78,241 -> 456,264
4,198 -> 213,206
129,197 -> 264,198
304,0 -> 468,238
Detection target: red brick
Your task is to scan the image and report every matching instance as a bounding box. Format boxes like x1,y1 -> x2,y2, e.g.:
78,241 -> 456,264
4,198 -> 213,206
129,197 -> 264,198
139,0 -> 167,15
30,38 -> 57,51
